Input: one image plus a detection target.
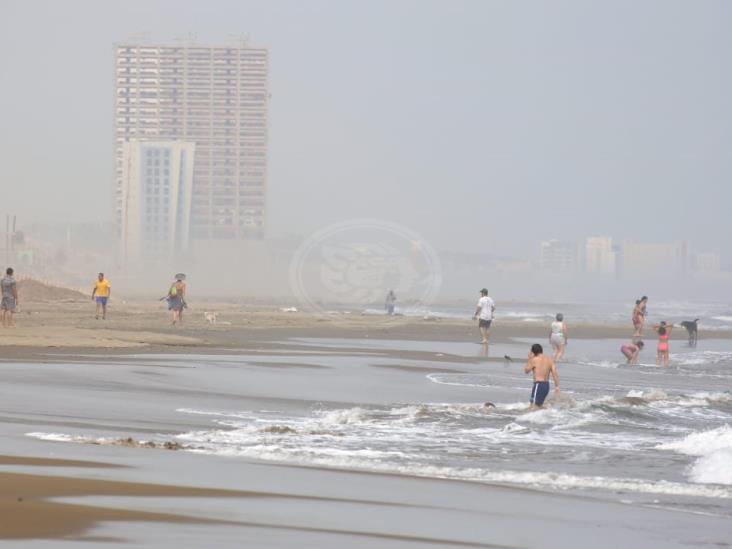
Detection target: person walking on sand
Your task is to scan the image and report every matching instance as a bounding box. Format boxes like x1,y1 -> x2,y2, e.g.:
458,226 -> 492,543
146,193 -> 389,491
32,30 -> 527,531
1,267 -> 18,327
91,272 -> 111,320
473,288 -> 495,344
524,344 -> 560,409
385,290 -> 397,315
549,313 -> 568,362
165,276 -> 186,325
654,321 -> 673,367
621,340 -> 644,364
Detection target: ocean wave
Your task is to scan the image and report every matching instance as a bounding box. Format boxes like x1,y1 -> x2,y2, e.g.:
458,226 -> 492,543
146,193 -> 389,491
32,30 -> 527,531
173,438 -> 732,499
657,425 -> 732,486
673,351 -> 732,367
658,425 -> 732,457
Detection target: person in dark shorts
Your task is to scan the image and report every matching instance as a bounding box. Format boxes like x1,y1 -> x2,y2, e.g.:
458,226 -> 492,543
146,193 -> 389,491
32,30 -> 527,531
524,343 -> 560,408
1,267 -> 18,327
472,288 -> 495,344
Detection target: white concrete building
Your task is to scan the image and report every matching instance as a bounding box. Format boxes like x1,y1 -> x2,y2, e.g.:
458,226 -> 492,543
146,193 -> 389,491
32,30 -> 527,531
539,240 -> 578,273
585,237 -> 616,275
120,140 -> 195,261
114,42 -> 268,243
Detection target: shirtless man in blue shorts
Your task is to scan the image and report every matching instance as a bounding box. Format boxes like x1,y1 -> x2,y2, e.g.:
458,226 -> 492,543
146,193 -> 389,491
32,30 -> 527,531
524,343 -> 560,408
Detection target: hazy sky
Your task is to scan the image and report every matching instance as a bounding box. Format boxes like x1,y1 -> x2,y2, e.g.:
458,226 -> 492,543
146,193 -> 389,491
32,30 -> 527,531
1,0 -> 730,259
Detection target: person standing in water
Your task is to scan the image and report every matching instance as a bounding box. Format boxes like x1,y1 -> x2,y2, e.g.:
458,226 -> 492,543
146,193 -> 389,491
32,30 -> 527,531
524,343 -> 560,409
632,299 -> 644,338
621,340 -> 644,364
385,290 -> 396,315
91,272 -> 111,320
1,268 -> 18,327
549,313 -> 568,362
472,288 -> 495,344
654,321 -> 673,366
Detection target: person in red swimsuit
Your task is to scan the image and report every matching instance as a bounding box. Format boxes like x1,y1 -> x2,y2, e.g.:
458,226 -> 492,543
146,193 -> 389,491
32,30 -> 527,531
654,321 -> 673,366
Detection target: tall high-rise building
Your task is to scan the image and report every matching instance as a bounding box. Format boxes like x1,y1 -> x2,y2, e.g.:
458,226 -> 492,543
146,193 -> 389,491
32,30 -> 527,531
114,41 -> 268,248
120,140 -> 195,261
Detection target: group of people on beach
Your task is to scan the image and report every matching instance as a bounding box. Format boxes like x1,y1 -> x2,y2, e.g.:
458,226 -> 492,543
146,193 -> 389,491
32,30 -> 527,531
622,295 -> 676,366
91,272 -> 187,325
472,288 -> 689,409
0,267 -> 187,327
472,288 -> 568,362
91,272 -> 188,325
472,288 -> 560,409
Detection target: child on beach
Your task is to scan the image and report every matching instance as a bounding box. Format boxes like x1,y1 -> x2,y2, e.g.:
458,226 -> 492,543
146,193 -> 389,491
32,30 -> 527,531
654,322 -> 673,367
621,340 -> 644,364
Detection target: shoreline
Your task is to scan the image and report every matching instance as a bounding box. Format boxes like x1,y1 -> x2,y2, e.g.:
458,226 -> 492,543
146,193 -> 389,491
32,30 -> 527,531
1,300 -> 724,360
1,300 -> 730,545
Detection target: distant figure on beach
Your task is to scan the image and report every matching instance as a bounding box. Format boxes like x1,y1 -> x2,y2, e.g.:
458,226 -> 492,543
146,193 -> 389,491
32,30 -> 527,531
472,288 -> 495,344
91,272 -> 111,320
385,290 -> 396,315
165,276 -> 186,325
549,313 -> 568,362
1,268 -> 18,327
680,319 -> 699,347
632,296 -> 648,338
524,343 -> 560,409
654,321 -> 673,367
621,340 -> 644,364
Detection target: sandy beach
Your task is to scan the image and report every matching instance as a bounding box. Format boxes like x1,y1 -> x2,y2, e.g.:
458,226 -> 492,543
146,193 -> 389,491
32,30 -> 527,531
1,298 -> 730,547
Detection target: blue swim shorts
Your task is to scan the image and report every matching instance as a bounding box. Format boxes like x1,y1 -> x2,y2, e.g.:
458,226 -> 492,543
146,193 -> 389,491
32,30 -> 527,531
530,381 -> 550,406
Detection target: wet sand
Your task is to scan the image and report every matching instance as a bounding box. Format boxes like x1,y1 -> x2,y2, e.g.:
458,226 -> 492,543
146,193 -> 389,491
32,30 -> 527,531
0,461 -> 249,540
1,300 -> 730,546
2,298 -> 721,358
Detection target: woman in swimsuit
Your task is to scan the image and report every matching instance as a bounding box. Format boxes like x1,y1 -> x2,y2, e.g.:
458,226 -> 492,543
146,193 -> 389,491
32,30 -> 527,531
549,313 -> 568,362
632,296 -> 648,338
621,340 -> 644,364
654,322 -> 673,366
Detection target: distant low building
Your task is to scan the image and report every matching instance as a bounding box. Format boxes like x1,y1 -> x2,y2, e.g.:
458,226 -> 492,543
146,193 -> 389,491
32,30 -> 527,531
621,240 -> 690,278
584,237 -> 616,276
694,252 -> 721,273
120,140 -> 195,261
539,240 -> 578,273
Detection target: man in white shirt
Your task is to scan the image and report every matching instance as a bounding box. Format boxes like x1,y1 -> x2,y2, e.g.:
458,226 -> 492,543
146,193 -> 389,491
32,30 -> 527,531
472,288 -> 495,344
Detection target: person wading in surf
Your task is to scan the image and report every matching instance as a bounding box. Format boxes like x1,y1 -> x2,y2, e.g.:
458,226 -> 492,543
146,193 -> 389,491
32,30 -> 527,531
524,343 -> 560,409
473,288 -> 495,345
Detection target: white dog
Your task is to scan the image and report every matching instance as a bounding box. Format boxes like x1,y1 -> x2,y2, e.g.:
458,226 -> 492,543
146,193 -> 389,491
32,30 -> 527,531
204,311 -> 217,325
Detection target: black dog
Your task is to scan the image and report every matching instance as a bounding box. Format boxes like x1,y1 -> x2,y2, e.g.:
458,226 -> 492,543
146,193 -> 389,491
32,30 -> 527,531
680,319 -> 699,347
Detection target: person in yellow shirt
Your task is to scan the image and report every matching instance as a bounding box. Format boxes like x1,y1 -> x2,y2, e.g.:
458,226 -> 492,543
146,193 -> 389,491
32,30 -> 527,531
91,272 -> 111,320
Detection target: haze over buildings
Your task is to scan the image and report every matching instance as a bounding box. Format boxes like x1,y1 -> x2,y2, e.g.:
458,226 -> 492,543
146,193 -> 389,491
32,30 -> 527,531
114,41 -> 268,261
1,1 -> 731,299
120,140 -> 195,261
